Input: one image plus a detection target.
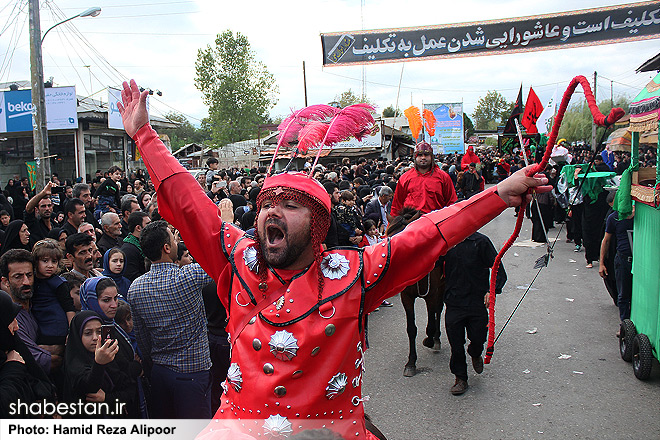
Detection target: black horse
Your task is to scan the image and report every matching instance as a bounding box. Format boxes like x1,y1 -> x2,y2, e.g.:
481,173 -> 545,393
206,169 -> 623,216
387,207 -> 445,377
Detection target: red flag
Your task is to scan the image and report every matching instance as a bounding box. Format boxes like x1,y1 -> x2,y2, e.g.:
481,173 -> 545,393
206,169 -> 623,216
521,87 -> 543,134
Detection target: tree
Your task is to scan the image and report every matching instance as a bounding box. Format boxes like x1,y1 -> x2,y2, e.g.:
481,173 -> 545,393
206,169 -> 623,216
557,96 -> 630,144
382,105 -> 401,117
333,89 -> 374,108
195,30 -> 278,147
472,91 -> 511,130
160,112 -> 211,150
463,113 -> 475,140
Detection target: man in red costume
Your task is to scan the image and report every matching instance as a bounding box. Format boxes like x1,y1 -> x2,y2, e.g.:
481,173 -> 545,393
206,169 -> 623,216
390,142 -> 457,218
118,80 -> 549,440
461,145 -> 481,171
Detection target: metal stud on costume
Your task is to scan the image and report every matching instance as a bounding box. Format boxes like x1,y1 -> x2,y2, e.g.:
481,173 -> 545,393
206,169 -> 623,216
321,254 -> 350,280
243,246 -> 259,273
263,414 -> 293,438
269,330 -> 299,361
226,363 -> 243,392
325,373 -> 348,399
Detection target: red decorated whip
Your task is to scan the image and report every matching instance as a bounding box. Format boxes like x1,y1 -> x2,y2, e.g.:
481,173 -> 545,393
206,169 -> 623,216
484,75 -> 625,364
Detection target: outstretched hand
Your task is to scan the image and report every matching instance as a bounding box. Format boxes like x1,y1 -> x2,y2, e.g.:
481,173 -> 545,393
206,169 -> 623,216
496,165 -> 552,207
117,79 -> 149,138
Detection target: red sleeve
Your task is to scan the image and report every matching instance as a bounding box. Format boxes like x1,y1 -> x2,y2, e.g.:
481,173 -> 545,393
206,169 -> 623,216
133,124 -> 237,284
362,186 -> 507,312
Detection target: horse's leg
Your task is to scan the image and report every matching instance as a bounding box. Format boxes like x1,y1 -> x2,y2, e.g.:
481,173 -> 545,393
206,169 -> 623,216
422,270 -> 443,351
401,289 -> 418,377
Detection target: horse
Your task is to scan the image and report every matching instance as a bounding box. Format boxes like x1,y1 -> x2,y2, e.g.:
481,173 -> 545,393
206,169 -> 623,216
386,207 -> 445,377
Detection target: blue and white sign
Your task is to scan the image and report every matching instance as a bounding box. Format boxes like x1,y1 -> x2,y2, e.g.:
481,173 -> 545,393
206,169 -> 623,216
45,86 -> 77,130
4,89 -> 34,132
0,86 -> 77,133
107,87 -> 123,129
0,91 -> 6,133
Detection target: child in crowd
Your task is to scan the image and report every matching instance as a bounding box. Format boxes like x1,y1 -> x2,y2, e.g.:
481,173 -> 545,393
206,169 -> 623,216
359,219 -> 382,247
101,248 -> 131,298
61,271 -> 85,312
333,190 -> 363,247
31,239 -> 75,346
0,210 -> 10,230
175,242 -> 194,267
94,166 -> 123,220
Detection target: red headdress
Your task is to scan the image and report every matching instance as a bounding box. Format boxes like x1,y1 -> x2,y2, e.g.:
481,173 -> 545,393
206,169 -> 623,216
257,104 -> 376,294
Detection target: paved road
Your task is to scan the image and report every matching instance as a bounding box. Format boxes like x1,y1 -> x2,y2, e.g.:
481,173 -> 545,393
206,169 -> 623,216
362,203 -> 660,440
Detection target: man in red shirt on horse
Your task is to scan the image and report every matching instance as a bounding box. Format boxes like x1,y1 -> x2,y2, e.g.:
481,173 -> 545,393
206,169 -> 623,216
391,142 -> 457,217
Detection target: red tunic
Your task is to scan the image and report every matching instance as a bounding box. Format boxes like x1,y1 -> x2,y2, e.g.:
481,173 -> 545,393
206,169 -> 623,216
134,124 -> 507,439
391,165 -> 457,217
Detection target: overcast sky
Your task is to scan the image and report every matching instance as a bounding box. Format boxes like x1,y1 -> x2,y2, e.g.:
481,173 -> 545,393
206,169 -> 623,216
1,0 -> 658,126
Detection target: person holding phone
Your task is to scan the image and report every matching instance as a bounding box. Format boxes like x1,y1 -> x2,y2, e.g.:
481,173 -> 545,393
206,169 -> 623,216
63,310 -> 137,417
74,277 -> 143,417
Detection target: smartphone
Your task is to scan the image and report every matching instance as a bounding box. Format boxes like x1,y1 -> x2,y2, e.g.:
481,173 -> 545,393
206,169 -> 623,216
101,325 -> 113,343
51,186 -> 65,194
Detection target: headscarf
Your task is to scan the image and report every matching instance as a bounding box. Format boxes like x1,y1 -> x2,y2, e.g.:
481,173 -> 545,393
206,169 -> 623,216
101,249 -> 131,298
0,220 -> 30,256
47,228 -> 66,241
79,277 -> 131,350
62,311 -> 114,403
0,290 -> 56,411
0,290 -> 22,352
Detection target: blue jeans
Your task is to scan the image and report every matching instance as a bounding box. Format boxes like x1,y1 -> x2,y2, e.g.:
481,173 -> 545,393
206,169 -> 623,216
150,364 -> 211,419
614,253 -> 633,321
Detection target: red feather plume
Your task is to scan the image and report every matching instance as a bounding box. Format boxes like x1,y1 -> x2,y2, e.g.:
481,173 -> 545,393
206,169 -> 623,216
423,109 -> 437,136
297,103 -> 376,173
267,104 -> 341,175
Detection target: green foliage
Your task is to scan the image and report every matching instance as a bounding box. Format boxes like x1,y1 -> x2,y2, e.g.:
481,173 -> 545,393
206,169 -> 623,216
557,96 -> 630,144
463,113 -> 475,140
159,112 -> 211,150
382,105 -> 401,117
333,89 -> 374,108
472,90 -> 512,130
195,30 -> 278,147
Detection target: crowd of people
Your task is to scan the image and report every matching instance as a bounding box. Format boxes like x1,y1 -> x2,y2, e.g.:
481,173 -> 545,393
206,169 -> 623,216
0,106 -> 649,437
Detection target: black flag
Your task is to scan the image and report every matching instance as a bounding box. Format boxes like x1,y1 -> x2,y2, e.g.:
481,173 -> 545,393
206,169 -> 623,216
503,85 -> 523,134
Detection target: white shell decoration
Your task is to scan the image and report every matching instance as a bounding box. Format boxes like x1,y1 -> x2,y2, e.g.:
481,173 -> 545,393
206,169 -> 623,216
263,414 -> 293,438
243,246 -> 259,273
226,363 -> 243,392
268,330 -> 299,361
321,254 -> 350,280
325,372 -> 348,399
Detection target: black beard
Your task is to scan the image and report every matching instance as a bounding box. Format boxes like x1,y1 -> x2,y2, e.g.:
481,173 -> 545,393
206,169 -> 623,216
11,285 -> 33,301
258,222 -> 311,269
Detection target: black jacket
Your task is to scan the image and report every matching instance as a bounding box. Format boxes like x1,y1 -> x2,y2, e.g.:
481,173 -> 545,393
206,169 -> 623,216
443,232 -> 507,309
120,239 -> 146,282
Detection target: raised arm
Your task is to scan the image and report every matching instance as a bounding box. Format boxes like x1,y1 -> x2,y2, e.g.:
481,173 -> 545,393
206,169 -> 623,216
118,79 -> 234,280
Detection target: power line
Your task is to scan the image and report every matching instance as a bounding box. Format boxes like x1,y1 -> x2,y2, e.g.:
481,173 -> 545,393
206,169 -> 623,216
57,0 -> 196,9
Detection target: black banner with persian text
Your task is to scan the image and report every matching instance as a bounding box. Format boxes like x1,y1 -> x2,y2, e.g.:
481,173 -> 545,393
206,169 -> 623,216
321,1 -> 660,66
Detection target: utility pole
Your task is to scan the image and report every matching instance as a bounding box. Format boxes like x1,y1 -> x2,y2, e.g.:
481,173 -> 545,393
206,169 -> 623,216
591,71 -> 597,152
29,0 -> 49,189
302,61 -> 308,107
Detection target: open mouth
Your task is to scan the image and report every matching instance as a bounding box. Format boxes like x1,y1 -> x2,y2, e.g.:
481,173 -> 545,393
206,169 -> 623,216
266,224 -> 285,246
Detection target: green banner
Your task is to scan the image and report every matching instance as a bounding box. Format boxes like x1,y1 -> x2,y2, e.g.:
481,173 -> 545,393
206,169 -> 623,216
25,161 -> 37,191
